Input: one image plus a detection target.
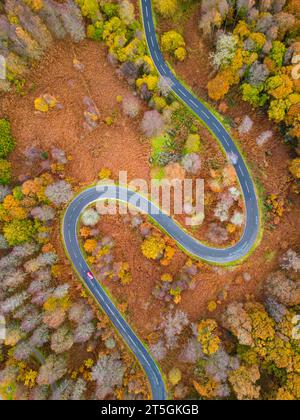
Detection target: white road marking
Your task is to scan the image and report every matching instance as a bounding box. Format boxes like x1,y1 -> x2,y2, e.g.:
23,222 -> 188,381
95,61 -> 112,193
178,88 -> 187,98
190,99 -> 199,108
222,136 -> 229,147
140,353 -> 152,370
239,165 -> 245,178
202,110 -> 211,119
161,67 -> 167,76
213,122 -> 221,133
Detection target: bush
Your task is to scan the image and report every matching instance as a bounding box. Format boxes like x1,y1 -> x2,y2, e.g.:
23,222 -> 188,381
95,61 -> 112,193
0,159 -> 12,185
101,3 -> 119,18
0,119 -> 15,158
168,367 -> 182,386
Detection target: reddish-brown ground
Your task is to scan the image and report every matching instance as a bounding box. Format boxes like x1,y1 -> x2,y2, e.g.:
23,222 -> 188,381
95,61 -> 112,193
0,39 -> 150,185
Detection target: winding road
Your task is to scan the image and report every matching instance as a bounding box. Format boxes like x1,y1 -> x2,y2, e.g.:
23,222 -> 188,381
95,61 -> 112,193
62,0 -> 260,401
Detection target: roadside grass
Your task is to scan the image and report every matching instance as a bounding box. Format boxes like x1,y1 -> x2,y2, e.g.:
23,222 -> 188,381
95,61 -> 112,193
151,134 -> 171,161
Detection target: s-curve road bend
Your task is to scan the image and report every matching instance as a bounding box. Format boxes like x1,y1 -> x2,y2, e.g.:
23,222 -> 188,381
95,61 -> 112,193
141,0 -> 260,258
62,1 -> 261,402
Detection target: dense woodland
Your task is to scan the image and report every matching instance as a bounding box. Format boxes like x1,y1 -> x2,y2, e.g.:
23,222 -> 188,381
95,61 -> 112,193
0,0 -> 299,400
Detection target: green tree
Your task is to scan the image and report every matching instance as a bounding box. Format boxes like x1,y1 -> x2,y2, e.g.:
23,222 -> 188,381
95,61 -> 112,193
241,83 -> 269,107
268,99 -> 289,123
154,0 -> 178,18
266,75 -> 293,99
0,119 -> 15,158
76,0 -> 101,22
101,2 -> 119,18
0,159 -> 12,185
269,41 -> 286,68
3,219 -> 36,246
161,30 -> 185,53
87,21 -> 104,41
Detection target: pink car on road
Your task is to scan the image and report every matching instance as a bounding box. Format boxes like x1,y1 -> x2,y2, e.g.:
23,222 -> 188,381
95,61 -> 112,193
87,271 -> 94,281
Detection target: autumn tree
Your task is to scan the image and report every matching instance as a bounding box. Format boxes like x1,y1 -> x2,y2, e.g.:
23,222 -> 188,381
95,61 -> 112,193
45,180 -> 73,206
289,158 -> 300,179
168,367 -> 182,386
141,235 -> 166,260
154,0 -> 178,19
92,354 -> 125,399
264,271 -> 300,306
211,33 -> 238,69
81,208 -> 100,227
122,95 -> 141,118
199,0 -> 229,37
50,324 -> 74,354
119,0 -> 135,25
228,365 -> 261,400
221,302 -> 254,346
197,319 -> 221,356
141,110 -> 165,138
76,0 -> 102,22
37,354 -> 67,385
207,72 -> 231,101
161,30 -> 187,62
3,219 -> 36,246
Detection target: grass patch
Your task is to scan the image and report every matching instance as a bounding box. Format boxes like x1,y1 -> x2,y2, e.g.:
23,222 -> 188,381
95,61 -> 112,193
151,134 -> 170,155
265,250 -> 277,263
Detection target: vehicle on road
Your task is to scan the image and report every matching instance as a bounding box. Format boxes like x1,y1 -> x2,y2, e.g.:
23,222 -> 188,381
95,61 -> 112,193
87,271 -> 94,281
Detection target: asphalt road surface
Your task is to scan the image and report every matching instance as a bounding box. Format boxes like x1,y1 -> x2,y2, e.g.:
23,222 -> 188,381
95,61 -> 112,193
62,0 -> 260,401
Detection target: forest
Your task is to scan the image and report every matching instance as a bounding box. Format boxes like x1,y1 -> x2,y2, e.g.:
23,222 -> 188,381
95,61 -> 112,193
0,0 -> 299,401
